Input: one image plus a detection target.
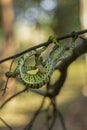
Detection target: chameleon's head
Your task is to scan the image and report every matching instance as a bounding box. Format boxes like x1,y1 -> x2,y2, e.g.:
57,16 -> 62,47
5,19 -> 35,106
5,72 -> 14,78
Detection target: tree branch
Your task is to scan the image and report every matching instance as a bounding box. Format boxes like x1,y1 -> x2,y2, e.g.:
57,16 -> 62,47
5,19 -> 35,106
0,87 -> 27,110
0,29 -> 87,63
0,117 -> 13,130
46,38 -> 87,97
0,35 -> 87,130
24,96 -> 45,130
0,37 -> 87,110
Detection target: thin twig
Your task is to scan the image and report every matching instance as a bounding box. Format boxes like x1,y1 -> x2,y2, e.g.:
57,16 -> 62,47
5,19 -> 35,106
46,38 -> 87,98
24,96 -> 45,130
45,98 -> 66,130
0,117 -> 13,130
0,41 -> 49,64
3,37 -> 86,100
46,98 -> 57,130
49,98 -> 58,130
45,102 -> 52,129
0,29 -> 87,64
57,108 -> 67,130
0,32 -> 87,130
2,59 -> 15,96
29,88 -> 47,96
0,87 -> 27,110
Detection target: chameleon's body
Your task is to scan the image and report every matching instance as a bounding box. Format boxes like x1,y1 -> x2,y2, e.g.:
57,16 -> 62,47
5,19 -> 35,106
6,36 -> 75,88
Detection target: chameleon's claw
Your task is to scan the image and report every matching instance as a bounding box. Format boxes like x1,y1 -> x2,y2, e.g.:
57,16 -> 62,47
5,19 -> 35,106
48,36 -> 60,46
5,71 -> 17,78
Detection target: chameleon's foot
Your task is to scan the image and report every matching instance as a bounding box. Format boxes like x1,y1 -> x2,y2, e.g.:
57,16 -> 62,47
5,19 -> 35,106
48,36 -> 60,46
5,71 -> 16,78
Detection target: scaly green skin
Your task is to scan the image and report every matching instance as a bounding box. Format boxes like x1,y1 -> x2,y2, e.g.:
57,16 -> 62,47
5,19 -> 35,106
6,36 -> 75,88
6,50 -> 37,77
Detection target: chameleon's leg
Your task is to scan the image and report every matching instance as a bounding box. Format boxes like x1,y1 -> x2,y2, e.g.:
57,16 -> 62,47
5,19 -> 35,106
5,66 -> 20,78
6,49 -> 41,78
34,46 -> 47,73
22,47 -> 46,72
5,58 -> 19,78
59,38 -> 76,60
34,46 -> 46,65
48,35 -> 60,46
36,56 -> 45,73
17,50 -> 37,73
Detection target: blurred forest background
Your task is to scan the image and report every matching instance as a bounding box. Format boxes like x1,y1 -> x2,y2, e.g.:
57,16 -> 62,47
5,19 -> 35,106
0,0 -> 87,130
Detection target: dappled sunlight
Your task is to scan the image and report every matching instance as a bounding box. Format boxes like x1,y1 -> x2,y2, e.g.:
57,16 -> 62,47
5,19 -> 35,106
40,0 -> 57,11
14,21 -> 54,51
1,23 -> 51,58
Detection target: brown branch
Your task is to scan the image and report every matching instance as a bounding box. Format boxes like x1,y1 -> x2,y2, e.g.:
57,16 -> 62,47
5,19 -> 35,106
0,87 -> 27,110
23,37 -> 87,98
0,29 -> 87,64
57,108 -> 67,130
0,117 -> 13,130
24,96 -> 45,130
2,59 -> 15,96
45,98 -> 66,130
0,33 -> 87,130
46,98 -> 58,130
46,38 -> 87,98
1,37 -> 87,111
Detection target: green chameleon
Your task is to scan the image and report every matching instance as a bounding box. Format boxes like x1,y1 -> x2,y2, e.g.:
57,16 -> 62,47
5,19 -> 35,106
6,36 -> 76,89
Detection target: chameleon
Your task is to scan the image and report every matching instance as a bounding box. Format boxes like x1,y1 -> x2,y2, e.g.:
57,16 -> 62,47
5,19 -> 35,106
5,36 -> 76,89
